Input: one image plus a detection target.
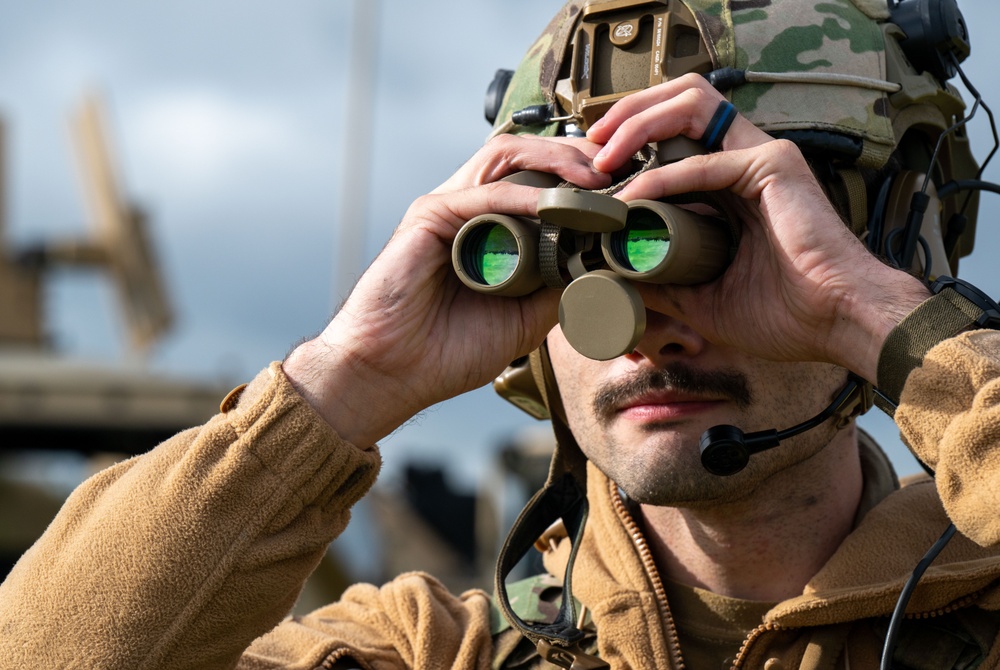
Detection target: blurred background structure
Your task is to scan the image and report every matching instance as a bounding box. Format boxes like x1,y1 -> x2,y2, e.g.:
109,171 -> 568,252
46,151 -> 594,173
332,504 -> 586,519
1,0 -> 1000,605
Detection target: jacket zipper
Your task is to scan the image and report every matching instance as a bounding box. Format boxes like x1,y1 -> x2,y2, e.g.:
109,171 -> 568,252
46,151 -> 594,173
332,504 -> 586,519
731,622 -> 784,669
902,590 -> 980,620
608,479 -> 792,670
609,478 -> 984,670
609,480 -> 686,670
728,594 -> 981,669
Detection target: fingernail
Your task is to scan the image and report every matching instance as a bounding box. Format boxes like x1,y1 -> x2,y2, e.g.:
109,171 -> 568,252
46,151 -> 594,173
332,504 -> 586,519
589,117 -> 606,133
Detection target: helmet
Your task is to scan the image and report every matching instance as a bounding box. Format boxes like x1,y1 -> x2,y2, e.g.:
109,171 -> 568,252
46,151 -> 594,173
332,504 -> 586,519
488,0 -> 981,274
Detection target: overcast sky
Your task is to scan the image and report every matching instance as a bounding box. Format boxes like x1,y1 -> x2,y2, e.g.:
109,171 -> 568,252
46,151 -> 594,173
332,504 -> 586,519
2,0 -> 999,486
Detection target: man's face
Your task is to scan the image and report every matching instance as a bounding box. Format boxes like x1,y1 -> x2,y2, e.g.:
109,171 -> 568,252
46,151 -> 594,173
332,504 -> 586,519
546,309 -> 851,507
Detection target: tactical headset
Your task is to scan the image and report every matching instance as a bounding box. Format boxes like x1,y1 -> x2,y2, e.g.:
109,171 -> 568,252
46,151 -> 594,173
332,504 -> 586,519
472,1 -> 1000,668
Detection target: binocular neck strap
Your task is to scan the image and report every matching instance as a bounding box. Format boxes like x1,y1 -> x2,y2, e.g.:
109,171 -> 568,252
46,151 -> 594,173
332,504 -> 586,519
493,471 -> 607,669
493,345 -> 606,668
589,145 -> 658,196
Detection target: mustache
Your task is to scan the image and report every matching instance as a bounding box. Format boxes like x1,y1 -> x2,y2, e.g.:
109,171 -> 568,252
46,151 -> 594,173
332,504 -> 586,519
592,363 -> 752,421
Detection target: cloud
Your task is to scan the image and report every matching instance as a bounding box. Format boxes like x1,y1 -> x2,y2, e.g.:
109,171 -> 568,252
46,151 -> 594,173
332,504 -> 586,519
124,91 -> 297,193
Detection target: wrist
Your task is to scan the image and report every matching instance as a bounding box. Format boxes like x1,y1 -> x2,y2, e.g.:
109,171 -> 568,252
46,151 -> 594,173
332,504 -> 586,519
875,277 -> 1000,409
828,267 -> 930,383
282,332 -> 415,448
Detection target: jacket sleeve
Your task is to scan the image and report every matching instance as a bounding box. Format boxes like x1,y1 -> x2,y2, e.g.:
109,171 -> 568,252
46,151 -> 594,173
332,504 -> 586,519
0,362 -> 382,670
894,329 -> 1000,547
237,572 -> 495,670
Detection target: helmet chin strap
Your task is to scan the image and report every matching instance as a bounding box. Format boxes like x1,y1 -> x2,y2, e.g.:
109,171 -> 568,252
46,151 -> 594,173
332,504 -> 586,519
493,471 -> 600,667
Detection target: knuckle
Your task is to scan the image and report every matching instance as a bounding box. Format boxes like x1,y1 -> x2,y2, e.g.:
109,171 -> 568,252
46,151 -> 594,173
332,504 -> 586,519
485,132 -> 519,153
410,193 -> 437,211
477,134 -> 526,184
679,82 -> 716,105
676,88 -> 718,135
482,182 -> 513,214
402,193 -> 440,223
684,151 -> 714,170
616,113 -> 646,139
678,71 -> 708,89
766,139 -> 806,163
482,133 -> 521,163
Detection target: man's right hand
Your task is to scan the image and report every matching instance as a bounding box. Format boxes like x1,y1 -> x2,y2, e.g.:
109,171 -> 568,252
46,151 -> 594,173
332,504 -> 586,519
282,134 -> 610,447
586,75 -> 931,384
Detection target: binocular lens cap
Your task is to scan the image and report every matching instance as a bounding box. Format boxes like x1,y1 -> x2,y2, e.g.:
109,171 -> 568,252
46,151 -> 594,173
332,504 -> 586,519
558,270 -> 646,360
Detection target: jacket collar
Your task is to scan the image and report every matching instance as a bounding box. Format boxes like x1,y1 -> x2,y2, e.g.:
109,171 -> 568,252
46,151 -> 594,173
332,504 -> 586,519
541,434 -> 1000,633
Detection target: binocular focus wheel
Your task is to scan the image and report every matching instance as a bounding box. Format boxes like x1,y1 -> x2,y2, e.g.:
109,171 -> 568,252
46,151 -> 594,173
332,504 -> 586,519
537,188 -> 628,233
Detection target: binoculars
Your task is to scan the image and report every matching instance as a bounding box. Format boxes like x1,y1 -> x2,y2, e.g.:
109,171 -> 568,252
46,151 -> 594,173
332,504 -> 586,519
451,144 -> 736,360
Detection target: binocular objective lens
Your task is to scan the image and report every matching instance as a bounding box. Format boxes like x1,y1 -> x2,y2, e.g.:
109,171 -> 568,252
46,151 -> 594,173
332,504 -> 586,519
465,224 -> 519,286
614,210 -> 671,272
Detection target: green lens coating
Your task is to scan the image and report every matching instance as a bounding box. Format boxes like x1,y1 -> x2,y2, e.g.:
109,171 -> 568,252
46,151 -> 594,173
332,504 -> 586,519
470,224 -> 518,286
618,210 -> 670,272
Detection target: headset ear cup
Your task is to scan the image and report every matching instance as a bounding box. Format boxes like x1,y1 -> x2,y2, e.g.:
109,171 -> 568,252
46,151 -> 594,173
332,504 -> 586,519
890,0 -> 970,83
493,354 -> 550,420
492,344 -> 573,427
881,170 -> 952,278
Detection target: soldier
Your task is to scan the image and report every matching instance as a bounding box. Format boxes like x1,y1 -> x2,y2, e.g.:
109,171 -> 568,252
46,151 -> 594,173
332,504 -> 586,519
3,0 -> 1000,668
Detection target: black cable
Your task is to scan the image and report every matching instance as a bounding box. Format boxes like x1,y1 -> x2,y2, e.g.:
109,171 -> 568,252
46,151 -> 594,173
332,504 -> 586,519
871,390 -> 934,476
933,178 -> 1000,258
937,179 -> 1000,200
880,523 -> 958,670
953,57 -> 999,179
873,388 -> 897,411
867,174 -> 894,255
951,57 -> 999,220
882,227 -> 933,278
773,379 -> 860,442
899,56 -> 989,269
918,60 -> 987,197
915,457 -> 936,478
882,227 -> 905,268
918,236 -> 932,280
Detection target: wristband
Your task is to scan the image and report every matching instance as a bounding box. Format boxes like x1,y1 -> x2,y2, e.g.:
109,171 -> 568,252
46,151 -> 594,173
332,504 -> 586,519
875,276 -> 1000,414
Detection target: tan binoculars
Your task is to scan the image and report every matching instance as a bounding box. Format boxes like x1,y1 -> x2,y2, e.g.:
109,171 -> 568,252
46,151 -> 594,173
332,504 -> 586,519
451,163 -> 735,360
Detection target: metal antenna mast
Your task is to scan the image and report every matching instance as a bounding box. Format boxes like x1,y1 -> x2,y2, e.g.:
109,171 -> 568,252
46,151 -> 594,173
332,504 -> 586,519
335,0 -> 381,305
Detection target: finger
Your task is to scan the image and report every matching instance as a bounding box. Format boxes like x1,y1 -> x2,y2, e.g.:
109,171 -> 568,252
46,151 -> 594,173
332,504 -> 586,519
587,73 -> 714,142
403,181 -> 551,241
588,77 -> 770,174
616,139 -> 808,203
432,135 -> 610,195
504,287 -> 562,357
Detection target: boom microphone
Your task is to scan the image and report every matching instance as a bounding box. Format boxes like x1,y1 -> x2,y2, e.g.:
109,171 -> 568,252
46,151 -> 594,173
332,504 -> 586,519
700,375 -> 870,476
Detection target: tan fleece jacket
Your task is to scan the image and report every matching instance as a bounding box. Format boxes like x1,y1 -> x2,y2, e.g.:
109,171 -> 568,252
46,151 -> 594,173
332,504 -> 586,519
2,331 -> 1000,669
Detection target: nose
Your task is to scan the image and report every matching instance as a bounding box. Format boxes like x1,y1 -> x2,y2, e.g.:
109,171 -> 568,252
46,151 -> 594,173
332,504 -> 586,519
626,304 -> 707,365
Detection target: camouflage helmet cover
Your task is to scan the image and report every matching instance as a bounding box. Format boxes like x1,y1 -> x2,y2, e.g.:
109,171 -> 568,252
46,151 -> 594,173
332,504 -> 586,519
492,0 -> 981,259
